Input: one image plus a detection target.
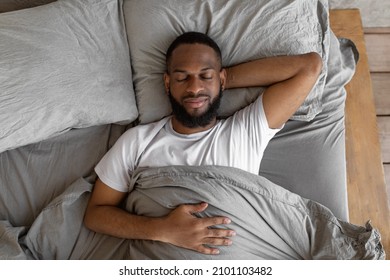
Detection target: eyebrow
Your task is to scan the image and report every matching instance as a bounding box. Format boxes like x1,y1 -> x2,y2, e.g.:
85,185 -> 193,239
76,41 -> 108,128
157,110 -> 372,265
172,67 -> 216,74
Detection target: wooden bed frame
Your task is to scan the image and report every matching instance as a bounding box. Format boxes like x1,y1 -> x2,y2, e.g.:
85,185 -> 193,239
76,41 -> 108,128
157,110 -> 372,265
330,9 -> 389,258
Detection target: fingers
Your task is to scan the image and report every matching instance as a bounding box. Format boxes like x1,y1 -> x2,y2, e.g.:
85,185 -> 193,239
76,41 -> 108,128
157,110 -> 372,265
203,236 -> 233,246
181,203 -> 232,227
195,238 -> 233,255
180,202 -> 236,235
184,202 -> 209,214
197,245 -> 220,255
196,236 -> 234,255
202,228 -> 235,248
207,216 -> 232,227
198,218 -> 237,255
197,245 -> 223,255
206,227 -> 236,239
169,203 -> 237,255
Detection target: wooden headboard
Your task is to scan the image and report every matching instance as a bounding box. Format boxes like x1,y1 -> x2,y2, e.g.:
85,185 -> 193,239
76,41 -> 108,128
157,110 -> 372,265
330,9 -> 389,258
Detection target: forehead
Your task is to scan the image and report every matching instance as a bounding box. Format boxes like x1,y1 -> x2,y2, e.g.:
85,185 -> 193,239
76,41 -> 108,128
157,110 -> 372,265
168,43 -> 221,72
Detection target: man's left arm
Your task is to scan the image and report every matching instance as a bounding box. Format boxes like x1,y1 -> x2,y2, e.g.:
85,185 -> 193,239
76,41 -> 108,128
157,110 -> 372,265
224,52 -> 322,129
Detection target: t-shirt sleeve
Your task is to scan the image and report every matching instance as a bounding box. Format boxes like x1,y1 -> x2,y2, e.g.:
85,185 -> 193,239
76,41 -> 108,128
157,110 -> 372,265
94,117 -> 169,192
255,95 -> 284,141
94,131 -> 134,192
232,94 -> 283,159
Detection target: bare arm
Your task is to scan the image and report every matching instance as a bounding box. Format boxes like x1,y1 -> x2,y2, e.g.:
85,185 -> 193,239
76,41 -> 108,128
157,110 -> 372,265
84,179 -> 235,254
224,52 -> 323,129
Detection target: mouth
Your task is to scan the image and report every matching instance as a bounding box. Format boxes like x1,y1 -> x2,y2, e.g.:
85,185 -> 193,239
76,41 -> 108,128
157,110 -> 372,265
183,95 -> 210,109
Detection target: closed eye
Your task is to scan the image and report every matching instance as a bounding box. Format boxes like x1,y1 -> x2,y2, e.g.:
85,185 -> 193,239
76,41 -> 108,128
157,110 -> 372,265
175,76 -> 188,82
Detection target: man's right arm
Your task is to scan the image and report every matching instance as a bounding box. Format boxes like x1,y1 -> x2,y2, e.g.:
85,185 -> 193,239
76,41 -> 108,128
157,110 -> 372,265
84,178 -> 235,254
224,52 -> 322,129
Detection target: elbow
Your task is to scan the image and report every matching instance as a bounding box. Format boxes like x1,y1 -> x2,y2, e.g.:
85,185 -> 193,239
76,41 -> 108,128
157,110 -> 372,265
83,205 -> 97,232
305,52 -> 323,77
83,212 -> 92,231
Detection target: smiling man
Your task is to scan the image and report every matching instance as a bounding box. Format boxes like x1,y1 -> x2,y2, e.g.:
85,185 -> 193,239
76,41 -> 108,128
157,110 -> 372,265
84,32 -> 322,255
165,40 -> 225,133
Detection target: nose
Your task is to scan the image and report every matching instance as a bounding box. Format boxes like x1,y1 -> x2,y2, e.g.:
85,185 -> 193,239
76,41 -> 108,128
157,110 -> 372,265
186,76 -> 204,95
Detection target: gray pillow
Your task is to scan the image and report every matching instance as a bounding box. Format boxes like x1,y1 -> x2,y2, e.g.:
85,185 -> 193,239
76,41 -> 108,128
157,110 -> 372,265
0,0 -> 138,153
124,0 -> 330,124
0,0 -> 56,13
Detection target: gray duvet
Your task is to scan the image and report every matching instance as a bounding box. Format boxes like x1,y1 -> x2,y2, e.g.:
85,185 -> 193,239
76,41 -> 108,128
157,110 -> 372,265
1,165 -> 384,260
125,166 -> 385,260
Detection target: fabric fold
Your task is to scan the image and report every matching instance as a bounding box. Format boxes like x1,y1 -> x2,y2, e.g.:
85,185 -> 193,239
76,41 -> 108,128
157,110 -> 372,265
126,165 -> 385,260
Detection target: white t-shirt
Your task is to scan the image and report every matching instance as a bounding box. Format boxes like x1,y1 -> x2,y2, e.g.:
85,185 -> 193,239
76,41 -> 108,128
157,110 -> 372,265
95,96 -> 281,192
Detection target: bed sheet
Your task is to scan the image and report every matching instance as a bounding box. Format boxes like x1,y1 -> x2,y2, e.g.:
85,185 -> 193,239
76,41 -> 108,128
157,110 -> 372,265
260,32 -> 358,221
0,124 -> 125,228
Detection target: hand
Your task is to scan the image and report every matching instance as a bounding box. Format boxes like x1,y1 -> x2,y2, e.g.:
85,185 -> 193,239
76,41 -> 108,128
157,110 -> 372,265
158,202 -> 236,254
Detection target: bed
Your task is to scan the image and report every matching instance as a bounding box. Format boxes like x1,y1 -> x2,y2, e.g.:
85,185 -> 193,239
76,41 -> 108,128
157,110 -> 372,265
0,0 -> 386,259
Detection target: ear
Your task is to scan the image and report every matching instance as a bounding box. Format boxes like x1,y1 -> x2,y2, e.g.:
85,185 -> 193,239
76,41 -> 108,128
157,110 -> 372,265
219,68 -> 227,91
163,72 -> 170,95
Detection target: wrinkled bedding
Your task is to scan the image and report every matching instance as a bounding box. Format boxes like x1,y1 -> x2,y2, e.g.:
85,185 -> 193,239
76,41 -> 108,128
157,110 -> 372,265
0,0 -> 138,153
0,0 -> 376,260
125,0 -> 330,124
125,166 -> 385,259
0,165 -> 384,260
0,124 -> 124,227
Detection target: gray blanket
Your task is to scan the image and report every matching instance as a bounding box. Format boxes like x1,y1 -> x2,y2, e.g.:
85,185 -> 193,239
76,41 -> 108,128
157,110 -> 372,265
1,165 -> 385,259
125,166 -> 384,259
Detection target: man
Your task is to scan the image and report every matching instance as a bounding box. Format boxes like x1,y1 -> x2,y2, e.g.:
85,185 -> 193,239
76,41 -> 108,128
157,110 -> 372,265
84,32 -> 322,255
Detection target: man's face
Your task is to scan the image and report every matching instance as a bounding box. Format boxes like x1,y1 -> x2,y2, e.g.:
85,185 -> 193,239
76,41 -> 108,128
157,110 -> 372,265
164,43 -> 226,128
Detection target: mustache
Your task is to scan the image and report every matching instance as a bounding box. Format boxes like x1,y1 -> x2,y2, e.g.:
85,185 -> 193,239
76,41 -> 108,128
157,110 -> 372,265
167,89 -> 222,128
182,93 -> 210,99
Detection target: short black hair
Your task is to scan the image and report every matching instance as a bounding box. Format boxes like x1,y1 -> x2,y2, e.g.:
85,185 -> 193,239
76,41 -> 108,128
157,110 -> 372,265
165,32 -> 222,71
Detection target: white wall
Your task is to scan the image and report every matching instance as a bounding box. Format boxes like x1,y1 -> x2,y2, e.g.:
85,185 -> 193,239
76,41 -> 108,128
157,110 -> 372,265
329,0 -> 390,27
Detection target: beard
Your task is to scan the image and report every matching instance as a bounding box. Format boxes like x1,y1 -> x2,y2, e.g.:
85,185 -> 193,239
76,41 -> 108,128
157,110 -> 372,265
168,88 -> 223,128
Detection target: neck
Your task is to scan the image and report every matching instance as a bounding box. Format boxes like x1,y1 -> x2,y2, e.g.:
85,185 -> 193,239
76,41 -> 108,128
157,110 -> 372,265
171,116 -> 217,134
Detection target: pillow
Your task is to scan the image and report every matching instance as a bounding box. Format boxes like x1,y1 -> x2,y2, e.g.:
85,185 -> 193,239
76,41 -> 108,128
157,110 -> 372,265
0,0 -> 56,13
0,0 -> 138,153
123,0 -> 330,124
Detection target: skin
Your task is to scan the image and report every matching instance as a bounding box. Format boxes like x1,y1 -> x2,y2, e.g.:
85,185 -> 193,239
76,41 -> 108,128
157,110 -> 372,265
84,42 -> 322,255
